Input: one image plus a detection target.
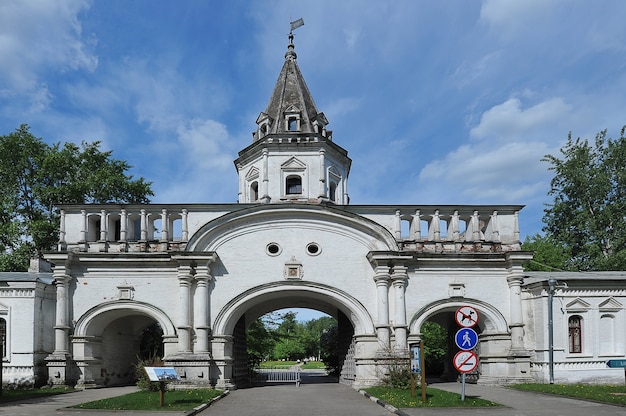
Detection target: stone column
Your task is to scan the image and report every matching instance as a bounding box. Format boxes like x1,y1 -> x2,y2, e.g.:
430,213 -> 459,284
58,209 -> 66,248
181,209 -> 189,242
120,209 -> 128,241
160,209 -> 169,242
140,209 -> 148,241
45,257 -> 73,385
99,210 -> 107,241
176,263 -> 193,353
507,271 -> 525,351
262,148 -> 269,201
80,210 -> 87,242
318,149 -> 326,198
194,261 -> 213,354
373,265 -> 391,348
391,263 -> 408,350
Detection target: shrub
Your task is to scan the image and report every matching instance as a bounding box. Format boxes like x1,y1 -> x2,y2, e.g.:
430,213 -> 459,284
134,354 -> 164,392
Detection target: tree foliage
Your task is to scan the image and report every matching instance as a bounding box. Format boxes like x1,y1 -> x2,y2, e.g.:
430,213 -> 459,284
521,234 -> 569,271
542,127 -> 626,271
245,312 -> 337,369
0,125 -> 153,271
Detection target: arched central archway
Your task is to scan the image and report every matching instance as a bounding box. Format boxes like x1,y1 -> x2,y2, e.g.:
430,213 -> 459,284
211,281 -> 377,388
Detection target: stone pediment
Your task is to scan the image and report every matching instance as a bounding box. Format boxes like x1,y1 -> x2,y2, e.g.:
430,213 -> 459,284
281,157 -> 306,171
284,105 -> 301,114
566,298 -> 591,313
245,167 -> 259,180
328,165 -> 341,177
599,297 -> 623,312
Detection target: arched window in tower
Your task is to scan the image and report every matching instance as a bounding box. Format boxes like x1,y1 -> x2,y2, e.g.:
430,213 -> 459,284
250,181 -> 259,201
568,315 -> 582,353
286,175 -> 302,195
329,182 -> 337,202
260,123 -> 268,137
287,116 -> 298,131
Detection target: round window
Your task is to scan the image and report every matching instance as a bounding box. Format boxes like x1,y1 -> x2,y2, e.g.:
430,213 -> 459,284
306,243 -> 321,256
266,243 -> 281,256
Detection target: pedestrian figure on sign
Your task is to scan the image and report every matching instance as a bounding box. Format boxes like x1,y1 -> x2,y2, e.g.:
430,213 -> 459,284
462,330 -> 472,347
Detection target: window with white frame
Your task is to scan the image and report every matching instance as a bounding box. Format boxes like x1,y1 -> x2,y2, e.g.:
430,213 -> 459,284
568,315 -> 582,353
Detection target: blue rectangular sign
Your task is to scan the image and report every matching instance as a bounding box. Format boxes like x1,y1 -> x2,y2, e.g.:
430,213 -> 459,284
606,359 -> 626,368
411,345 -> 421,374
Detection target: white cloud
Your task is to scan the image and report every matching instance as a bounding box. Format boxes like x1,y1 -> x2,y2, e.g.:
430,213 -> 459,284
175,119 -> 233,171
0,0 -> 97,94
470,97 -> 572,143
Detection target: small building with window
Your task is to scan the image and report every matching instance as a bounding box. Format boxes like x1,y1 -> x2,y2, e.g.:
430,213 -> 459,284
523,272 -> 626,383
0,266 -> 55,387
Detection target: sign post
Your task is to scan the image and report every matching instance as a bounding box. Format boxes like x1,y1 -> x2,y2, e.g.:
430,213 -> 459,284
410,341 -> 427,402
144,367 -> 180,407
454,306 -> 479,401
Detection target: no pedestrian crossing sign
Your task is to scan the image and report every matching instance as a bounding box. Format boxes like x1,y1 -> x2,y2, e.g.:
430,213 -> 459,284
453,351 -> 478,373
455,327 -> 478,351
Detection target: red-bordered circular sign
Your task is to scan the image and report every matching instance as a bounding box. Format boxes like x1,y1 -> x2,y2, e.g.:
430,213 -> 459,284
453,350 -> 479,373
455,306 -> 479,328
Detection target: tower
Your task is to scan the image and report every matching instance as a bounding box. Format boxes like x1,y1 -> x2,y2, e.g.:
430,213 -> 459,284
234,32 -> 351,204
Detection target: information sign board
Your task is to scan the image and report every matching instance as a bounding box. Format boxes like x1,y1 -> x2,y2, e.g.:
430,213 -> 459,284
144,367 -> 179,382
411,344 -> 421,374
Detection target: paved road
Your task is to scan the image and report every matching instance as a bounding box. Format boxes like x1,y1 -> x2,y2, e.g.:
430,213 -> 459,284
200,371 -> 388,416
2,373 -> 626,416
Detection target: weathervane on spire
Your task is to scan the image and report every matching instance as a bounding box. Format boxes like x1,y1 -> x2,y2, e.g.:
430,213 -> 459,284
290,18 -> 304,34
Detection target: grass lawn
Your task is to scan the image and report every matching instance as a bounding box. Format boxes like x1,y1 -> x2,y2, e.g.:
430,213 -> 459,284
0,386 -> 76,403
259,360 -> 326,370
510,383 -> 626,406
301,361 -> 326,370
70,389 -> 223,411
364,386 -> 500,408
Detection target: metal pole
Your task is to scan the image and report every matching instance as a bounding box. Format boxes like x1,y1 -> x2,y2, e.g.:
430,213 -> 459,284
548,279 -> 556,384
461,372 -> 466,401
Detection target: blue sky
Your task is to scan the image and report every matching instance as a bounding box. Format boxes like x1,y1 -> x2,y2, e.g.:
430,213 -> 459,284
2,2 -> 626,318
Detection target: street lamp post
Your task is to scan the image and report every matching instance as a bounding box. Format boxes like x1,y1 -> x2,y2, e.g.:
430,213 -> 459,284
548,278 -> 556,384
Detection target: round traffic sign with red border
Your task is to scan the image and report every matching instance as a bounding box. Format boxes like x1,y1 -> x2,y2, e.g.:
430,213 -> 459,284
455,306 -> 479,328
453,350 -> 478,373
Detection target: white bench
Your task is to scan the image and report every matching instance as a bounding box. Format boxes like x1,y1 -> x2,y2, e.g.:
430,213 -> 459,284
254,368 -> 301,387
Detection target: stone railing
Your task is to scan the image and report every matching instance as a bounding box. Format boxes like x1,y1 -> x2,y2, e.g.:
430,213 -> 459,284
55,203 -> 523,254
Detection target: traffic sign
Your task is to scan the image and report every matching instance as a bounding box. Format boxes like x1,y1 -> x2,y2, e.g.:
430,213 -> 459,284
455,328 -> 478,351
606,359 -> 626,368
455,306 -> 479,328
453,350 -> 478,373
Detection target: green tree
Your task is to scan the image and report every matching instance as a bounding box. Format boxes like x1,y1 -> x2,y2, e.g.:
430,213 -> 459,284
0,124 -> 153,271
421,321 -> 447,376
246,318 -> 276,368
542,126 -> 626,271
521,234 -> 569,271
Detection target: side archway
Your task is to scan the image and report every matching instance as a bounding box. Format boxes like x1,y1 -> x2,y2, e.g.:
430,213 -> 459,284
72,300 -> 177,387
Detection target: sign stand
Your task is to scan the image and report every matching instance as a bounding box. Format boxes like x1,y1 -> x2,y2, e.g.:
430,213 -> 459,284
454,306 -> 479,401
410,341 -> 427,402
144,367 -> 180,407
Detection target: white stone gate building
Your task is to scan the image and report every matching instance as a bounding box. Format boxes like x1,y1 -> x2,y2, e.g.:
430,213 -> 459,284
1,34 -> 625,389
